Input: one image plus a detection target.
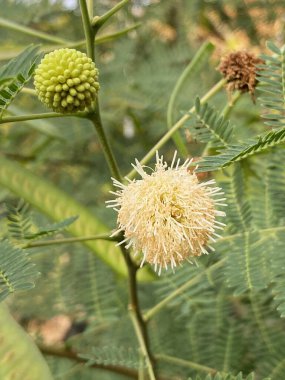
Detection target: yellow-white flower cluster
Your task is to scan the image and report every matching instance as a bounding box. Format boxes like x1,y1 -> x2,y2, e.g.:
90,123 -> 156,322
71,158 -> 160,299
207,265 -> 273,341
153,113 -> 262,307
107,152 -> 226,274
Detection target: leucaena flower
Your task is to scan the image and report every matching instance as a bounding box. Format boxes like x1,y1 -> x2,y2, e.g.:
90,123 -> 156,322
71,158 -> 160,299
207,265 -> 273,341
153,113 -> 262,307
107,152 -> 226,274
34,48 -> 99,113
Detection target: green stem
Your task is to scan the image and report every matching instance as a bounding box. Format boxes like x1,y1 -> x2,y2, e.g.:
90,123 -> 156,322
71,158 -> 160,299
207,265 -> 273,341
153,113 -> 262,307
79,0 -> 95,59
222,91 -> 242,119
92,0 -> 130,33
156,354 -> 217,375
41,25 -> 140,52
0,17 -> 72,45
167,42 -> 214,157
22,233 -> 116,249
144,259 -> 225,321
87,103 -> 122,181
80,0 -> 121,180
127,78 -> 226,179
122,247 -> 157,380
138,350 -> 146,380
0,25 -> 141,61
21,88 -> 37,96
95,24 -> 141,45
0,112 -> 87,124
87,0 -> 94,19
79,6 -> 153,379
129,309 -> 157,380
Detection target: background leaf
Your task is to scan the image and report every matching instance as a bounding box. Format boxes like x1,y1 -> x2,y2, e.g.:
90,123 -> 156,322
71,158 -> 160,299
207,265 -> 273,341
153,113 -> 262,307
0,303 -> 53,379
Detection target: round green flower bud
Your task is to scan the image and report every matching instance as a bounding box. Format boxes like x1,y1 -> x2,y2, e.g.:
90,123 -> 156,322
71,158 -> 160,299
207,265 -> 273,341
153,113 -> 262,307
34,48 -> 100,113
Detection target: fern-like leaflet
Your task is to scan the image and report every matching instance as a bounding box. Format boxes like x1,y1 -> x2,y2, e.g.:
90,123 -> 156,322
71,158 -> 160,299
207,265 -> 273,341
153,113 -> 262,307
196,128 -> 285,172
258,41 -> 285,128
79,346 -> 143,369
0,45 -> 41,117
6,199 -> 32,240
6,199 -> 78,242
189,97 -> 234,148
0,239 -> 39,302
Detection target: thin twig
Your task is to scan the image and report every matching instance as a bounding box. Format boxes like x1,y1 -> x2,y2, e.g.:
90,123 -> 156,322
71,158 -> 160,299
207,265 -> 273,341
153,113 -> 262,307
156,354 -> 218,375
21,87 -> 37,96
0,112 -> 87,124
121,246 -> 158,380
166,41 -> 214,157
39,345 -> 138,379
87,0 -> 94,19
0,17 -> 72,45
22,233 -> 117,249
92,0 -> 130,32
126,79 -> 226,179
87,103 -> 122,181
0,25 -> 141,61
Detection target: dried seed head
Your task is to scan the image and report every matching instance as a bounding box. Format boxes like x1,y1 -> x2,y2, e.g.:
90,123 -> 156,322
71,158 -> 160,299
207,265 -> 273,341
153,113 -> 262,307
218,51 -> 263,97
107,152 -> 226,274
34,48 -> 99,113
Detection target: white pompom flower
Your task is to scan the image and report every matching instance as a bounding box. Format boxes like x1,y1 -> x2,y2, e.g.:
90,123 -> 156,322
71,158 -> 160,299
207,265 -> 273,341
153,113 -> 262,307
107,152 -> 226,274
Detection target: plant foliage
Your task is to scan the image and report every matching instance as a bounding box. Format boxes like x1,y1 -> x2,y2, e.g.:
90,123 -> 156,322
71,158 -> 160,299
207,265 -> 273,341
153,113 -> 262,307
258,41 -> 285,128
196,128 -> 285,172
190,97 -> 234,148
6,199 -> 78,242
0,45 -> 41,117
80,346 -> 144,369
0,239 -> 39,302
0,303 -> 53,379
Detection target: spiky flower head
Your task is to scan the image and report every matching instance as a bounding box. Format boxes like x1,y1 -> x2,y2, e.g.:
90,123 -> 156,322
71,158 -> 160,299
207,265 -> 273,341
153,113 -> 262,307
218,51 -> 263,98
107,152 -> 226,274
34,48 -> 99,113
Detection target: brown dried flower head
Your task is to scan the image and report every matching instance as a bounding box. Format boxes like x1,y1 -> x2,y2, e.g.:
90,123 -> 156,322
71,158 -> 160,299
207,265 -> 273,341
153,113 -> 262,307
218,51 -> 263,97
107,152 -> 226,274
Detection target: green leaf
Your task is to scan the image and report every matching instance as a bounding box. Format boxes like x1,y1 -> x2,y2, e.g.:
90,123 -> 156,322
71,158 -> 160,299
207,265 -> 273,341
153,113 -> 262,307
212,156 -> 285,296
0,303 -> 53,379
0,156 -> 155,282
0,239 -> 39,302
190,97 -> 234,148
221,233 -> 270,295
28,216 -> 78,240
267,41 -> 282,55
258,41 -> 285,128
0,45 -> 41,117
0,45 -> 41,83
196,128 -> 285,172
6,199 -> 32,241
80,346 -> 143,369
221,164 -> 251,233
6,199 -> 77,241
